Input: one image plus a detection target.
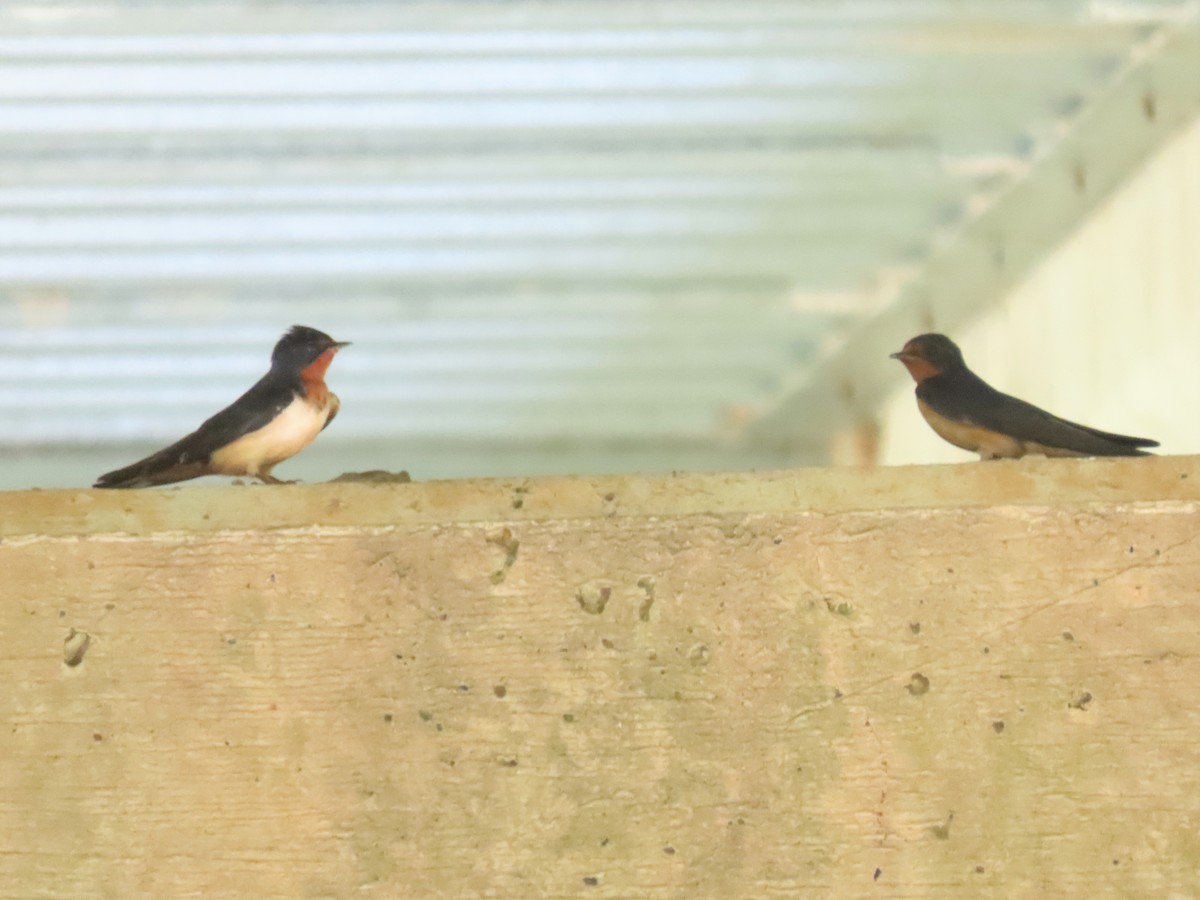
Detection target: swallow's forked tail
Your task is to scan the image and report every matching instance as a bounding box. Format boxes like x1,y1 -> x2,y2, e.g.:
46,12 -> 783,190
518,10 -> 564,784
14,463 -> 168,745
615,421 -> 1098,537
94,445 -> 209,489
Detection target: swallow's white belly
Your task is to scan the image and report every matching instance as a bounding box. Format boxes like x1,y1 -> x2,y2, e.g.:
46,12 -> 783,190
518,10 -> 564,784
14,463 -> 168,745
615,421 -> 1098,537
210,394 -> 333,476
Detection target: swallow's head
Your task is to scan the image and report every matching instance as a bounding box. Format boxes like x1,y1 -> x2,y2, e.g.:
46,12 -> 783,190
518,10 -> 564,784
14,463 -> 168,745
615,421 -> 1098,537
889,333 -> 965,383
271,325 -> 350,376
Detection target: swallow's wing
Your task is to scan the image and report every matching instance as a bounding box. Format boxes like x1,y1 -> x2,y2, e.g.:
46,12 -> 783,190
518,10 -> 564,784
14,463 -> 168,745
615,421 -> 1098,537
95,373 -> 299,487
917,371 -> 1158,456
320,394 -> 341,432
178,375 -> 302,456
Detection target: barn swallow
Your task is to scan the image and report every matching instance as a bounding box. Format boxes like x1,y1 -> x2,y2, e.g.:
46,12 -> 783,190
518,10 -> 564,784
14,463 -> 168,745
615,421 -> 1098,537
94,325 -> 349,488
890,333 -> 1157,459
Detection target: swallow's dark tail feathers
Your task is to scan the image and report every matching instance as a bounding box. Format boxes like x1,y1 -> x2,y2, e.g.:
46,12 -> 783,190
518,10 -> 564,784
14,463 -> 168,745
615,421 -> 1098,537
94,445 -> 209,489
1059,420 -> 1159,456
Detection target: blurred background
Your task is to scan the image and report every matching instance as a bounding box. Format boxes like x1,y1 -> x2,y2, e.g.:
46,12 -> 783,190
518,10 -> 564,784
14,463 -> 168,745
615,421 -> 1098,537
1,0 -> 1197,490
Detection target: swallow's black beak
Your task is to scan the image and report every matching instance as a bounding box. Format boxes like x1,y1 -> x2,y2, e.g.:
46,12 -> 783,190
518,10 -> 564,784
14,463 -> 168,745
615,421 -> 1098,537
334,340 -> 352,350
889,351 -> 904,360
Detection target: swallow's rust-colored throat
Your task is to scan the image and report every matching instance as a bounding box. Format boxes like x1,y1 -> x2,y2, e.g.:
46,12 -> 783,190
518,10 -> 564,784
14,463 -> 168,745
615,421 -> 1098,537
299,347 -> 340,404
893,353 -> 942,384
300,347 -> 338,383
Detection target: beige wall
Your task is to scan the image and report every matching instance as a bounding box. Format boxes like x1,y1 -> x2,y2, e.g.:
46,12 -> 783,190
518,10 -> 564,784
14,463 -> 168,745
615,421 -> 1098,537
4,456 -> 1200,896
880,115 -> 1200,465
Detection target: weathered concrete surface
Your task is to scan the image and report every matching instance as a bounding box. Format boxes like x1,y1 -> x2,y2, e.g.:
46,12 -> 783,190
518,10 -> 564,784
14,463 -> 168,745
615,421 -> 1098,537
2,456 -> 1199,897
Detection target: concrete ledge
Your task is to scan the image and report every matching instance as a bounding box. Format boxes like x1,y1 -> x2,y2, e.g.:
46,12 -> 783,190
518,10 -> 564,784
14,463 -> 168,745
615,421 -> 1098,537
4,456 -> 1200,896
4,453 -> 1199,539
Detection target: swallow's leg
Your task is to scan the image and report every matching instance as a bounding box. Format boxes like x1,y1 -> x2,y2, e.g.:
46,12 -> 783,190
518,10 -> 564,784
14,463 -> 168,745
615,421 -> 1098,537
256,473 -> 300,485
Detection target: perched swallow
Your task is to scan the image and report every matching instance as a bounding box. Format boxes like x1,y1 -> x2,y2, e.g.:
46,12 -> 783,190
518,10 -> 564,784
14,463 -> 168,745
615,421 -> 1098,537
890,333 -> 1157,459
94,325 -> 349,488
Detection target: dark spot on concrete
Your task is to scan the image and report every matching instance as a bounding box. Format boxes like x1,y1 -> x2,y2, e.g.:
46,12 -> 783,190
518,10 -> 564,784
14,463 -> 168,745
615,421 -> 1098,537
1093,579 -> 1099,587
1068,691 -> 1093,711
909,622 -> 920,634
458,684 -> 469,692
582,876 -> 599,886
993,721 -> 1004,733
773,536 -> 783,545
383,713 -> 393,723
664,845 -> 676,855
330,470 -> 411,483
1073,161 -> 1087,192
63,629 -> 90,667
982,647 -> 989,654
576,582 -> 612,615
825,598 -> 852,616
435,724 -> 443,732
637,577 -> 656,621
688,644 -> 710,665
488,527 -> 521,584
930,813 -> 953,840
562,713 -> 575,723
833,689 -> 843,700
906,673 -> 930,696
419,710 -> 433,722
1142,92 -> 1156,120
105,603 -> 115,610
946,567 -> 954,574
975,865 -> 985,874
58,610 -> 65,618
510,484 -> 530,509
600,838 -> 609,847
604,492 -> 615,502
499,757 -> 517,767
494,685 -> 507,698
92,733 -> 103,742
1062,632 -> 1074,641
873,867 -> 882,881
